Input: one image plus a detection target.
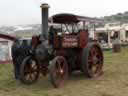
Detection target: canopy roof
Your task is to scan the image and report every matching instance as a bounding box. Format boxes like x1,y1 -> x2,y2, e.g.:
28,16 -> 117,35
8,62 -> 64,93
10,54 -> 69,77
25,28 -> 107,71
0,34 -> 16,41
49,13 -> 104,24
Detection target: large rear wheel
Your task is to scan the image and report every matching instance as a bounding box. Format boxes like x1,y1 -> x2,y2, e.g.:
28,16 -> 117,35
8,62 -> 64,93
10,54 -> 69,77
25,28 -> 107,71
20,56 -> 39,84
82,43 -> 103,78
49,56 -> 68,88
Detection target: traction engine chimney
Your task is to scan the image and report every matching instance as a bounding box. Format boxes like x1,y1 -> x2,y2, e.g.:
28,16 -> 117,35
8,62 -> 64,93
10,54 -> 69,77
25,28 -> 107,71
40,3 -> 50,40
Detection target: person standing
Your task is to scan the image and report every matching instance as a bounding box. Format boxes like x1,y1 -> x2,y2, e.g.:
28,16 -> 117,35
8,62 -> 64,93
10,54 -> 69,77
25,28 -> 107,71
11,39 -> 21,79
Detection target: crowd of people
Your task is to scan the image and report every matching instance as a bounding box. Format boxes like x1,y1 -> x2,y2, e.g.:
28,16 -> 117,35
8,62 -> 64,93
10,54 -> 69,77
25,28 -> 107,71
11,39 -> 31,79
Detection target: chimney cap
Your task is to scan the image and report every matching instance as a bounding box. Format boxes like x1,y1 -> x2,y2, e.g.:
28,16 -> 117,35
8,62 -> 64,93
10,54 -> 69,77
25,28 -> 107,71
40,3 -> 50,8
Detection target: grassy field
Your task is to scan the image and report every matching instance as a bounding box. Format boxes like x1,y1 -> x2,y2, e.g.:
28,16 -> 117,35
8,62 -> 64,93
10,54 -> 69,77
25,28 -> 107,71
1,47 -> 128,96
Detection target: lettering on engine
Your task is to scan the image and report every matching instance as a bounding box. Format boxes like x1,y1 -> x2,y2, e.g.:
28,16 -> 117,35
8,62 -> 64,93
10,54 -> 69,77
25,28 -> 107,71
62,36 -> 78,47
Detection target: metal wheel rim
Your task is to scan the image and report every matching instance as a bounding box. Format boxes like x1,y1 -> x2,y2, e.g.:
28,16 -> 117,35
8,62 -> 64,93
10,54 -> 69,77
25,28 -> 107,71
52,57 -> 68,87
88,45 -> 103,77
23,60 -> 39,82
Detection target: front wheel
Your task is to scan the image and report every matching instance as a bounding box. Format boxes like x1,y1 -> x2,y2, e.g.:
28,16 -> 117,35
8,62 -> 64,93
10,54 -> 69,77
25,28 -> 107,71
19,56 -> 40,84
49,56 -> 68,88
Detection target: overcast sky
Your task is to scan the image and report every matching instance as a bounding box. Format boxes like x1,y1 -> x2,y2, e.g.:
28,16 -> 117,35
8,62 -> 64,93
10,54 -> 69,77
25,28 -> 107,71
0,0 -> 128,26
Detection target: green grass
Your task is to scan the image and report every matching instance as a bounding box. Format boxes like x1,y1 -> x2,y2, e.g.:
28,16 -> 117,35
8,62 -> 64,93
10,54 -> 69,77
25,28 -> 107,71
1,47 -> 128,96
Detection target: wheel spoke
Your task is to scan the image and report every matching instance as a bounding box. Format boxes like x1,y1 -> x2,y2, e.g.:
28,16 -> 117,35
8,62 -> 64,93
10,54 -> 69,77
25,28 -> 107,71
86,45 -> 103,77
91,47 -> 97,55
25,74 -> 31,81
49,56 -> 68,88
20,57 -> 39,84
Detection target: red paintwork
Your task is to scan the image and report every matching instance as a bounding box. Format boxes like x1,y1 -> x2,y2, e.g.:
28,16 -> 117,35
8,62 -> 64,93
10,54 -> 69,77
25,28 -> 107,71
79,30 -> 89,48
53,34 -> 61,48
52,30 -> 89,70
32,35 -> 40,48
53,30 -> 89,49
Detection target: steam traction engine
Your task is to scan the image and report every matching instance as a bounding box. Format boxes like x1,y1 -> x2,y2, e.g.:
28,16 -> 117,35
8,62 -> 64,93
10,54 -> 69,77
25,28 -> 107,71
19,3 -> 104,88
